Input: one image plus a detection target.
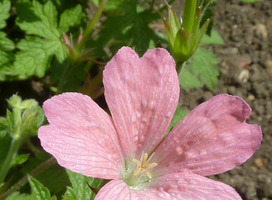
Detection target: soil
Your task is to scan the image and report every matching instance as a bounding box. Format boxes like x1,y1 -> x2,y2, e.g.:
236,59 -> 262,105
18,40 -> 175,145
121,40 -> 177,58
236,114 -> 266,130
175,0 -> 272,199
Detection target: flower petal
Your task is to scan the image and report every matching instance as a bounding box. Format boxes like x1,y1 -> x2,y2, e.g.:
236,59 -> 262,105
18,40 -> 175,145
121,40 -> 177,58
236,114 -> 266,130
95,180 -> 155,200
103,47 -> 179,158
154,94 -> 262,176
149,172 -> 242,200
95,172 -> 242,200
38,93 -> 122,179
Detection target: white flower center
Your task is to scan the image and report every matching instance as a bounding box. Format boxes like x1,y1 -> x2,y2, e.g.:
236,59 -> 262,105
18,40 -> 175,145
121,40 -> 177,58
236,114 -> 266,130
121,152 -> 158,190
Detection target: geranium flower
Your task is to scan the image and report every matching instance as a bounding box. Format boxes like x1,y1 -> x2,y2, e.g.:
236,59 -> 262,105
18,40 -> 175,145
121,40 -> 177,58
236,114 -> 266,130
38,47 -> 262,199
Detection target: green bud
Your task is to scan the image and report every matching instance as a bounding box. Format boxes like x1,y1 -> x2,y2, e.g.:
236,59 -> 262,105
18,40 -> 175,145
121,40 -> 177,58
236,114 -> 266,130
6,94 -> 44,140
163,1 -> 210,64
7,95 -> 22,109
21,106 -> 44,137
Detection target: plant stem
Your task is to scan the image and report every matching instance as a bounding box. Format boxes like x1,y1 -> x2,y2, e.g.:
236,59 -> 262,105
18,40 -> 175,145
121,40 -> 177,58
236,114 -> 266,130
0,139 -> 21,183
76,0 -> 108,53
182,0 -> 197,34
0,157 -> 56,200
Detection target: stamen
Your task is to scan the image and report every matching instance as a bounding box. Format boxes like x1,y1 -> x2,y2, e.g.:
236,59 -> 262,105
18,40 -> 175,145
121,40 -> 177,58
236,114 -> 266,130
132,153 -> 158,179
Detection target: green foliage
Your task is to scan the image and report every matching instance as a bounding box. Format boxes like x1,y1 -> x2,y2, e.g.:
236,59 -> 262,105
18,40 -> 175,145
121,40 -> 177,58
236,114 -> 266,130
6,192 -> 34,200
0,0 -> 86,81
0,0 -> 10,29
20,154 -> 69,195
180,47 -> 219,90
59,5 -> 84,32
0,0 -> 14,80
14,0 -> 68,78
63,170 -> 104,200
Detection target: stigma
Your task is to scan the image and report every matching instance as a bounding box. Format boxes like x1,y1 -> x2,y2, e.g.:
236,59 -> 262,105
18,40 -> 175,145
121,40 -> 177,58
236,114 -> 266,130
133,152 -> 158,179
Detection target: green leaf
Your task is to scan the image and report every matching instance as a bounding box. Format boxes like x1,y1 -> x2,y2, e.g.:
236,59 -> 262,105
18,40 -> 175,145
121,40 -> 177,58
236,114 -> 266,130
0,0 -> 10,29
0,32 -> 14,51
10,154 -> 29,167
14,0 -> 67,78
14,37 -> 53,78
179,62 -> 203,89
241,0 -> 259,3
6,192 -> 34,200
59,5 -> 84,32
92,1 -> 161,57
16,0 -> 60,39
21,153 -> 69,196
0,1 -> 14,80
65,170 -> 103,200
28,177 -> 52,200
104,0 -> 126,11
179,47 -> 219,90
62,187 -> 77,200
170,107 -> 190,129
167,106 -> 190,134
201,30 -> 224,45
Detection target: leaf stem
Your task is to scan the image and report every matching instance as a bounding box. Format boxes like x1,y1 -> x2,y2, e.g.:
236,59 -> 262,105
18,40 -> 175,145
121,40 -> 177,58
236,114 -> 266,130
76,0 -> 108,53
0,157 -> 56,200
0,138 -> 21,183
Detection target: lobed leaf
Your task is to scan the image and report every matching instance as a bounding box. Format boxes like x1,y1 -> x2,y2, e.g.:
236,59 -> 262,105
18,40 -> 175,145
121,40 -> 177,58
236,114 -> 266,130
179,47 -> 219,90
16,0 -> 60,40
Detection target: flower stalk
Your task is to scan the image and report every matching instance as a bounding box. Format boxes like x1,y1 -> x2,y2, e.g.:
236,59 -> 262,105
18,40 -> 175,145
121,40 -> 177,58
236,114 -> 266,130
0,138 -> 21,183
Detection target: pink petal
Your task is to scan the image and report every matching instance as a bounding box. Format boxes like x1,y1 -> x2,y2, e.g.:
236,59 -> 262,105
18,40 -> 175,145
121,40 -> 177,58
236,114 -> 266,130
95,172 -> 242,200
95,180 -> 155,200
154,94 -> 262,176
38,93 -> 122,179
149,172 -> 242,200
103,47 -> 179,158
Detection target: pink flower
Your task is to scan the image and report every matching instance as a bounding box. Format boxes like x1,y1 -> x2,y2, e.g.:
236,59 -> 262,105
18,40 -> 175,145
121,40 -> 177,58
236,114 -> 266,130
38,47 -> 262,199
